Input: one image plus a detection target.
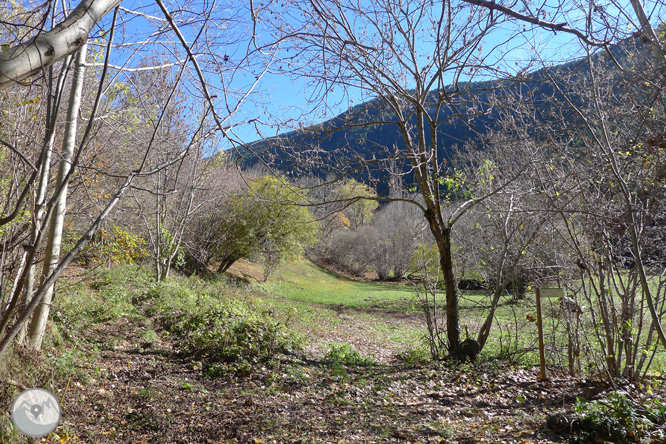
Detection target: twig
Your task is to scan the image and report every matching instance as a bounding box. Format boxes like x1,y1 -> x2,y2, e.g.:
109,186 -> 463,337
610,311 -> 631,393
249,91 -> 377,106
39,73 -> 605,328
5,379 -> 28,390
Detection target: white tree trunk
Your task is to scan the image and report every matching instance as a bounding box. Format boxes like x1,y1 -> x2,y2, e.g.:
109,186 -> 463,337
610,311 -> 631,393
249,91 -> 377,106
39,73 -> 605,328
0,0 -> 119,88
27,44 -> 88,350
18,57 -> 72,344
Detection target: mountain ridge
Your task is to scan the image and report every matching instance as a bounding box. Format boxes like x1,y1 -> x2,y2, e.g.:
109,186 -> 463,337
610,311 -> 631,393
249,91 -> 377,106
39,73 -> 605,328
236,37 -> 646,192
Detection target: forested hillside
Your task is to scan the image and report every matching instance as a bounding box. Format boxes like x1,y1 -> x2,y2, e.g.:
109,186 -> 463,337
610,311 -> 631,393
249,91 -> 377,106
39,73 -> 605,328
236,37 -> 644,191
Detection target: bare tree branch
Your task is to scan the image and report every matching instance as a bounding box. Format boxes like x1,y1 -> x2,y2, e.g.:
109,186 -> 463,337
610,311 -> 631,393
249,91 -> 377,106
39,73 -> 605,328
462,0 -> 610,47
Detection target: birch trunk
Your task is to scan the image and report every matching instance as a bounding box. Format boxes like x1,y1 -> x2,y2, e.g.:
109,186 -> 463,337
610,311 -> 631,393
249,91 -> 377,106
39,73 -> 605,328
0,0 -> 119,88
18,56 -> 72,344
27,44 -> 87,350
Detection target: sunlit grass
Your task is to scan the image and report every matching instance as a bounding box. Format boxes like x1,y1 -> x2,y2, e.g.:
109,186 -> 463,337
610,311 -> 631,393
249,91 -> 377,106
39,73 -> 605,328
260,259 -> 666,375
263,259 -> 415,310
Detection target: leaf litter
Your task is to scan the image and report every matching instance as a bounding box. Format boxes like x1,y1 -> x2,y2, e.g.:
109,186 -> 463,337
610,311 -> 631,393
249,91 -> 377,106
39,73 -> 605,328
52,301 -> 665,444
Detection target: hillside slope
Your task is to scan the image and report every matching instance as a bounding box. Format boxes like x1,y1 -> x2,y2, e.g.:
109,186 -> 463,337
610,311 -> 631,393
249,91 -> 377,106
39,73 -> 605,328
237,38 -> 646,191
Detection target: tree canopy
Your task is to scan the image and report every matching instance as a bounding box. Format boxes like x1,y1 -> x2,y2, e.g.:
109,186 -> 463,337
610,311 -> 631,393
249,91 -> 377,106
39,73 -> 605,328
212,176 -> 318,279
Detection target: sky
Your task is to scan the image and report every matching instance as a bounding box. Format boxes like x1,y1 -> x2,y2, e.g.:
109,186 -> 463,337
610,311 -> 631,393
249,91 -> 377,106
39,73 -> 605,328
86,0 -> 649,150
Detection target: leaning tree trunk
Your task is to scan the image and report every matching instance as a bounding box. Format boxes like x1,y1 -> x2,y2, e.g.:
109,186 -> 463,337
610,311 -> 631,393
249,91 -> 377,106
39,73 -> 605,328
0,0 -> 120,88
27,44 -> 88,350
423,203 -> 462,352
217,255 -> 238,274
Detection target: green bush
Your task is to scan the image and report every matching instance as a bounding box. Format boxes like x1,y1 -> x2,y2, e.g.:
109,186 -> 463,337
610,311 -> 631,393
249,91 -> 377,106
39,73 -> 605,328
157,297 -> 302,376
324,343 -> 375,366
80,225 -> 147,266
573,391 -> 666,443
395,346 -> 430,367
52,265 -> 149,335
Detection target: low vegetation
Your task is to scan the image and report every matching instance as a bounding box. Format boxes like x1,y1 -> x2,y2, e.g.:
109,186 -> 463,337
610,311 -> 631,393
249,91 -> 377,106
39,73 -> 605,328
2,261 -> 666,443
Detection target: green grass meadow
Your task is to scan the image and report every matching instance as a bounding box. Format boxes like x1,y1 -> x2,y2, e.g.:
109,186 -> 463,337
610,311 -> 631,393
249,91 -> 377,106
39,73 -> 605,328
265,259 -> 415,309
254,259 -> 666,375
21,259 -> 666,389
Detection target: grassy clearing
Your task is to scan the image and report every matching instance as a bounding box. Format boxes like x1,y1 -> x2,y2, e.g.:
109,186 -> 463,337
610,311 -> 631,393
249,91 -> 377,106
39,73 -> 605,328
251,259 -> 426,361
254,259 -> 666,375
263,259 -> 415,310
256,259 -> 535,362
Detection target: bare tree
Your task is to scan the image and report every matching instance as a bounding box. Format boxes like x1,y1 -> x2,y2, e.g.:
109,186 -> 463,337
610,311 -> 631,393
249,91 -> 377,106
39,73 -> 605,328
257,0 -> 529,351
368,201 -> 426,280
468,0 -> 666,379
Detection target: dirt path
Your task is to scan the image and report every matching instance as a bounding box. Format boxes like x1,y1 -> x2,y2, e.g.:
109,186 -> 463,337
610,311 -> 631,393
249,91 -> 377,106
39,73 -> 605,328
51,307 -> 595,444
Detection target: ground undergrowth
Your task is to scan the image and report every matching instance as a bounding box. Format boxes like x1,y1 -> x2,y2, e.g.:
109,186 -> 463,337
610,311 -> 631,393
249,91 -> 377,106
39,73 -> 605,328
1,262 -> 665,443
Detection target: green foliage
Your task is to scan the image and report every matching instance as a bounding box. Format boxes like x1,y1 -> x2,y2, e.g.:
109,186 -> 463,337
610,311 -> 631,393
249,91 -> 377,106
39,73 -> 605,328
135,273 -> 304,376
212,175 -> 318,276
159,225 -> 185,268
324,343 -> 375,366
52,264 -> 302,379
159,299 -> 302,376
335,179 -> 379,229
395,346 -> 431,367
573,392 -> 666,443
51,265 -> 148,338
80,225 -> 147,266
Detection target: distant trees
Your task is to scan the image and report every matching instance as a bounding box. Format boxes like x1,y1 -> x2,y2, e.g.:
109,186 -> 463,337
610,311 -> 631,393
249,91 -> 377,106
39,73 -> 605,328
305,178 -> 379,258
366,202 -> 425,280
293,175 -> 427,282
326,200 -> 426,280
334,180 -> 379,230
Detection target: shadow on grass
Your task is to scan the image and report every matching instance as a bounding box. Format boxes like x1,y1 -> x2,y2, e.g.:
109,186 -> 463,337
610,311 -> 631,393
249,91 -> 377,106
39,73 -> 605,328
309,260 -> 360,282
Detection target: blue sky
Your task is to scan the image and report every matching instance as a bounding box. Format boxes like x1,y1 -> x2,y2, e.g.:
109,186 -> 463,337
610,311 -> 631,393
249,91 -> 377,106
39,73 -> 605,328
89,0 -> 650,150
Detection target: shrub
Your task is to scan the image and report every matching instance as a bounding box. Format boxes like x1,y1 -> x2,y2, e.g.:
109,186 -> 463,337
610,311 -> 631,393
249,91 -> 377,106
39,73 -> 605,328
571,391 -> 666,443
324,343 -> 375,366
157,298 -> 302,376
395,346 -> 431,367
80,225 -> 147,266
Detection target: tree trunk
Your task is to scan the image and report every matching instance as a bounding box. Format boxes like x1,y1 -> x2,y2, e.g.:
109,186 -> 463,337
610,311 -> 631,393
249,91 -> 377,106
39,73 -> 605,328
437,228 -> 461,352
476,287 -> 504,350
27,43 -> 87,350
19,56 -> 71,344
421,201 -> 461,353
217,255 -> 238,273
